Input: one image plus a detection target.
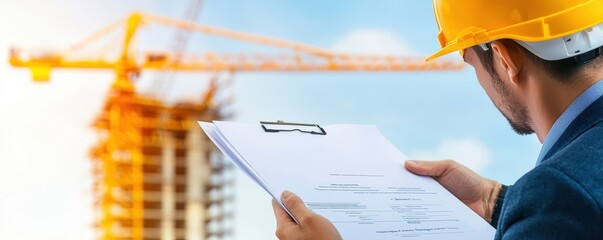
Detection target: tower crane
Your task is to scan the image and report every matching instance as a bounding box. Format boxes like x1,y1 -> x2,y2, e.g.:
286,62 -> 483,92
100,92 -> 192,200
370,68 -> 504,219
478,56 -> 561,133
9,12 -> 464,240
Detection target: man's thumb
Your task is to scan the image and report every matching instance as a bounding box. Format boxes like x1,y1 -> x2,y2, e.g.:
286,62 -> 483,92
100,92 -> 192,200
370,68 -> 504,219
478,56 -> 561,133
405,160 -> 452,177
281,191 -> 310,218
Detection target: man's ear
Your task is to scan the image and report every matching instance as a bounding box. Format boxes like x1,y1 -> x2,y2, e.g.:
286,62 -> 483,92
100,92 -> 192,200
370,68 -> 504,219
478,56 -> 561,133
490,40 -> 523,85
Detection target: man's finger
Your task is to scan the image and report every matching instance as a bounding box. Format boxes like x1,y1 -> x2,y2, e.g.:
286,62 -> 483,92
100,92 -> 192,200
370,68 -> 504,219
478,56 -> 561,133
405,160 -> 456,177
281,191 -> 311,219
272,199 -> 294,227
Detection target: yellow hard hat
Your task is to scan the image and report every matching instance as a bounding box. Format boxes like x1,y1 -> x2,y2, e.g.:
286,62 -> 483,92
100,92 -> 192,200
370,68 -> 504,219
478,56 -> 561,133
427,0 -> 603,61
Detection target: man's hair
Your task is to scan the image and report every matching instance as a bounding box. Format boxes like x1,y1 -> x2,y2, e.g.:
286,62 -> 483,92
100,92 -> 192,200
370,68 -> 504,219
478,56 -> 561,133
471,40 -> 603,83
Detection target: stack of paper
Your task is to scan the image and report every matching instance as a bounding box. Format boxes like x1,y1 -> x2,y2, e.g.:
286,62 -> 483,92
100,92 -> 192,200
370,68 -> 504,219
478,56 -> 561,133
200,121 -> 495,240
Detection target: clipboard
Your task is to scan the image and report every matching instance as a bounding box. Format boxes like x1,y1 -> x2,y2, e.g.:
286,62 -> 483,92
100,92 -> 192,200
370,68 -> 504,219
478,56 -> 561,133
198,120 -> 497,240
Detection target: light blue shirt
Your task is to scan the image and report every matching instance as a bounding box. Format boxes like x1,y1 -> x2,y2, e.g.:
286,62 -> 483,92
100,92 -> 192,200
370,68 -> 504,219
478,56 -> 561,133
536,79 -> 603,165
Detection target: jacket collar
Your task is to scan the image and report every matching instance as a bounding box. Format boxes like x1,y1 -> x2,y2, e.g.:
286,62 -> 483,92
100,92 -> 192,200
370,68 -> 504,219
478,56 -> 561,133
541,95 -> 603,163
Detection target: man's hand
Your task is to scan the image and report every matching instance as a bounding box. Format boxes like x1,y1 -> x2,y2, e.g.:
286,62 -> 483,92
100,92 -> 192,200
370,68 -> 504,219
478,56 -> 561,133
405,160 -> 502,222
272,191 -> 343,240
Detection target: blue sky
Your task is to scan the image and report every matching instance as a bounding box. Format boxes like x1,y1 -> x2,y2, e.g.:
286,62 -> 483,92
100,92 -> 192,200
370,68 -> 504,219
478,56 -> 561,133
0,0 -> 541,239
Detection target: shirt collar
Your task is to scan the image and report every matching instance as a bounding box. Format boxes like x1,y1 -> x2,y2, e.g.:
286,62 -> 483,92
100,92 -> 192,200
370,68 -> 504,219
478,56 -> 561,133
536,79 -> 603,165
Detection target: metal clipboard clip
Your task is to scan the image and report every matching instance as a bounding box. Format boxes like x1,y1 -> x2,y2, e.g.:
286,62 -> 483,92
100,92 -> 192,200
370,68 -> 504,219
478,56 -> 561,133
260,120 -> 327,135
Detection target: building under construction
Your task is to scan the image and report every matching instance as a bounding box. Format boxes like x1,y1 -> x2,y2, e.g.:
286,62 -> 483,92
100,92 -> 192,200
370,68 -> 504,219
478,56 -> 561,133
88,86 -> 233,239
9,10 -> 462,240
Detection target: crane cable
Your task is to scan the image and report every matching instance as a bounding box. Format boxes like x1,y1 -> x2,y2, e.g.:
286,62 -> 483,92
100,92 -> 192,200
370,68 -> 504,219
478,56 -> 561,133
150,0 -> 205,100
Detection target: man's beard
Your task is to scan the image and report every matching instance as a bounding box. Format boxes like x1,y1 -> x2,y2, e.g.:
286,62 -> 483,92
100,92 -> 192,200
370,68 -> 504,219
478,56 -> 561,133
491,74 -> 535,135
499,103 -> 534,135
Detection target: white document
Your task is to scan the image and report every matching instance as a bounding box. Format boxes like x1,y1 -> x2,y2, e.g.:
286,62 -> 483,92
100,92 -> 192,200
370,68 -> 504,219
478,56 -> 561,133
200,121 -> 495,240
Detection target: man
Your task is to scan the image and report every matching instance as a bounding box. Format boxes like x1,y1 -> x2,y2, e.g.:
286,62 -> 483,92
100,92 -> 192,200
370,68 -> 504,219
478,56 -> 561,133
272,0 -> 603,239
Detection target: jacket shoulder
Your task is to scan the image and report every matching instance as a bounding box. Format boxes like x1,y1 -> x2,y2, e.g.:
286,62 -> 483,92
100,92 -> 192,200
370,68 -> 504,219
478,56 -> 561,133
542,122 -> 603,208
496,165 -> 602,239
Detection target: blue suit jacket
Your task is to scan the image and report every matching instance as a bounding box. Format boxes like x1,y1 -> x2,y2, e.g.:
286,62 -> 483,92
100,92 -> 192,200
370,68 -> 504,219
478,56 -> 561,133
494,96 -> 603,239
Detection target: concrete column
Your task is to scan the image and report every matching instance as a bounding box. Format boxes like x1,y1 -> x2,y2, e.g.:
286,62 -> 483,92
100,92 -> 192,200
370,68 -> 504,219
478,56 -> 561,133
161,132 -> 175,240
186,121 -> 209,240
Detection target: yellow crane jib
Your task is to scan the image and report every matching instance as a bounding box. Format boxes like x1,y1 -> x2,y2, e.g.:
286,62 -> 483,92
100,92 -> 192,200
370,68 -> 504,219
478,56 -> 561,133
8,12 -> 465,91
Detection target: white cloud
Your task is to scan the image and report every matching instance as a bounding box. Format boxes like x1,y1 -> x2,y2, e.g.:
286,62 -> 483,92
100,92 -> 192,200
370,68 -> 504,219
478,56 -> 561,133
0,1 -> 151,238
330,29 -> 413,55
409,138 -> 492,173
